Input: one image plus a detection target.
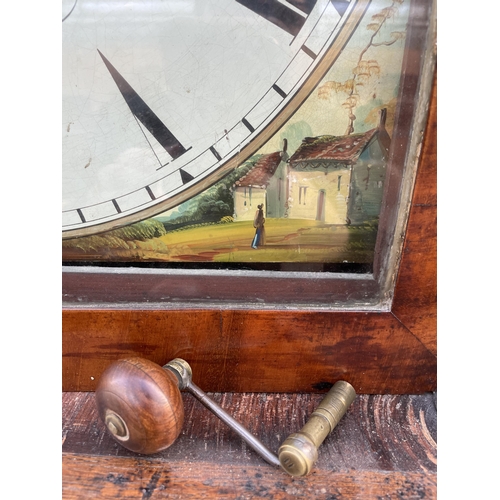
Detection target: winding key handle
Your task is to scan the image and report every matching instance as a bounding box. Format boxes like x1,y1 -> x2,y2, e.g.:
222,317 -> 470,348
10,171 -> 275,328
95,357 -> 355,477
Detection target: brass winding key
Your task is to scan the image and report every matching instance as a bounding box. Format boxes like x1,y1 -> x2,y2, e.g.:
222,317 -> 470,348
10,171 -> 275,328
95,357 -> 355,477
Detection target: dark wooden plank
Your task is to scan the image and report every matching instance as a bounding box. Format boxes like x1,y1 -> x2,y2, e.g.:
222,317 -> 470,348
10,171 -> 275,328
63,392 -> 437,499
62,266 -> 380,308
63,454 -> 436,499
62,309 -> 437,393
62,393 -> 437,471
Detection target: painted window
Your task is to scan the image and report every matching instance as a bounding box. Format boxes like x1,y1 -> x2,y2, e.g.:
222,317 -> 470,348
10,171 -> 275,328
299,186 -> 308,205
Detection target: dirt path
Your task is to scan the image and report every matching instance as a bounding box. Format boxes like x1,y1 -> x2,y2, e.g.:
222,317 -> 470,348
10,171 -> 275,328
161,219 -> 375,263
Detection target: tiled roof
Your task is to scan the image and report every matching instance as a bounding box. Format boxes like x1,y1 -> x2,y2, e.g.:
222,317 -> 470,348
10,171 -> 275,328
288,129 -> 378,166
235,152 -> 282,188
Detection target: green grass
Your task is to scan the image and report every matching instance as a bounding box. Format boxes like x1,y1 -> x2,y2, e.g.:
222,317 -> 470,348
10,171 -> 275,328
159,218 -> 376,263
63,218 -> 377,263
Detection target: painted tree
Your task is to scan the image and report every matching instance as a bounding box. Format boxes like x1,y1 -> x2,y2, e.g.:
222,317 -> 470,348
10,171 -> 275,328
318,0 -> 406,135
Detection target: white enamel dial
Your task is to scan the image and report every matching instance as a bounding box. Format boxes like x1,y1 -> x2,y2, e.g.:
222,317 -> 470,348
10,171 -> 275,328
62,0 -> 369,238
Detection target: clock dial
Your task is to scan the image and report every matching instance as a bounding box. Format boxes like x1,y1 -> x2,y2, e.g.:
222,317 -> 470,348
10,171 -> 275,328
62,0 -> 369,238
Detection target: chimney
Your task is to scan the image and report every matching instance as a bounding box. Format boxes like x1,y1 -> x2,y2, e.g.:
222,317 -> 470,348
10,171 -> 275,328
378,108 -> 387,131
280,138 -> 289,162
377,108 -> 391,156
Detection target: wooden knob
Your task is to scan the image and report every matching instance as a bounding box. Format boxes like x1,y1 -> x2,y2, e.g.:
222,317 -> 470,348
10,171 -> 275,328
95,357 -> 184,454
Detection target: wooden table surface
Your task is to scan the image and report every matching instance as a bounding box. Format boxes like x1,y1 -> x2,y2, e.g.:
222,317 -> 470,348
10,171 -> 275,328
62,391 -> 437,499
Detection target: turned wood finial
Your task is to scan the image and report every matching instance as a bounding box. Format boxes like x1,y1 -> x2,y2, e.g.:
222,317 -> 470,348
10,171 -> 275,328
95,357 -> 184,454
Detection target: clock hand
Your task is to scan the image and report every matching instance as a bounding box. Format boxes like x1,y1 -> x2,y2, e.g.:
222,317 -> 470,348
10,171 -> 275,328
287,0 -> 317,15
330,1 -> 350,16
235,0 -> 307,37
97,49 -> 188,162
234,1 -> 350,37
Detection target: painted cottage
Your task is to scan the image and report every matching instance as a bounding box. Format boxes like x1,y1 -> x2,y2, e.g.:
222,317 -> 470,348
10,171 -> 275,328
233,142 -> 289,221
286,109 -> 391,225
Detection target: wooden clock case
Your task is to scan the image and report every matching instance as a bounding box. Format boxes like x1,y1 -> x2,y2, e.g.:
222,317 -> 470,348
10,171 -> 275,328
62,0 -> 436,396
62,3 -> 437,496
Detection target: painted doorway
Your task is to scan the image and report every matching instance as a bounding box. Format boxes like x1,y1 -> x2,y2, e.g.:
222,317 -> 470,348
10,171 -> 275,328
316,190 -> 326,222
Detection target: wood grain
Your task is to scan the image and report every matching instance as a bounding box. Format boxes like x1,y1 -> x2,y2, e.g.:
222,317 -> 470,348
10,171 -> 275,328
95,358 -> 185,454
62,265 -> 381,308
391,73 -> 437,356
63,455 -> 436,500
63,309 -> 436,393
63,391 -> 437,499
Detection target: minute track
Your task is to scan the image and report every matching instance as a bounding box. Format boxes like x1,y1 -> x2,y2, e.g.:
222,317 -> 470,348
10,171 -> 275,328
62,0 -> 369,238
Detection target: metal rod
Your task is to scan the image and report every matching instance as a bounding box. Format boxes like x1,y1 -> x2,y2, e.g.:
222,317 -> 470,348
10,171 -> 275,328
164,358 -> 280,468
187,381 -> 281,468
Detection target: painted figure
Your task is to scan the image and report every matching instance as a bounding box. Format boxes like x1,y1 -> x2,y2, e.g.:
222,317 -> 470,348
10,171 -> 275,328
251,204 -> 265,249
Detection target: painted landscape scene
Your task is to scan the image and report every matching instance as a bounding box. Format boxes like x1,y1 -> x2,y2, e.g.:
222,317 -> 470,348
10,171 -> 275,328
63,0 -> 409,267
